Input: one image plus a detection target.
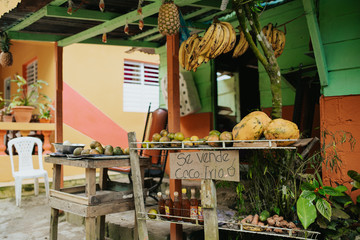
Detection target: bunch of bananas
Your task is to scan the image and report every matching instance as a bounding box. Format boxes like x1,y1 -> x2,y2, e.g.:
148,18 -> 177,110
232,29 -> 249,58
262,23 -> 286,58
179,21 -> 236,72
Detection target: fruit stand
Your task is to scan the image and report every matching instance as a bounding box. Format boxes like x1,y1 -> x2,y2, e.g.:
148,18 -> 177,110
45,154 -> 150,240
127,131 -> 321,240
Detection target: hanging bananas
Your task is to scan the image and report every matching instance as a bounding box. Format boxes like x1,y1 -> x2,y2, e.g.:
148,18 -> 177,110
262,23 -> 286,58
179,21 -> 237,72
232,28 -> 249,58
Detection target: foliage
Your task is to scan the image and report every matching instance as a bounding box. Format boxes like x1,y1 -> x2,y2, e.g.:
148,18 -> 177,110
10,75 -> 52,110
38,102 -> 54,119
232,130 -> 356,232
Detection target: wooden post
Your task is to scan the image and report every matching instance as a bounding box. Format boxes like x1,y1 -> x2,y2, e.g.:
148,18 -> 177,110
50,164 -> 61,240
166,33 -> 183,240
201,179 -> 219,240
97,168 -> 107,239
55,43 -> 64,188
0,130 -> 7,155
85,168 -> 97,239
128,132 -> 149,240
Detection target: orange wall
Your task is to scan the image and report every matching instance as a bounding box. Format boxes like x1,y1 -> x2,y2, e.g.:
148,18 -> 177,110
0,41 -> 160,183
320,95 -> 360,200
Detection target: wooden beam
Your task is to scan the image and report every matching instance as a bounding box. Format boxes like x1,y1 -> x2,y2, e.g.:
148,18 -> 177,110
166,33 -> 183,240
129,28 -> 159,40
57,0 -> 202,47
183,8 -> 210,20
8,31 -> 65,42
189,0 -> 232,10
80,38 -> 160,48
46,5 -> 120,21
302,0 -> 329,86
49,0 -> 68,6
197,9 -> 232,22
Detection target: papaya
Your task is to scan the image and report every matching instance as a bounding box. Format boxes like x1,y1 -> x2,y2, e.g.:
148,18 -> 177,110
232,111 -> 271,140
264,118 -> 299,146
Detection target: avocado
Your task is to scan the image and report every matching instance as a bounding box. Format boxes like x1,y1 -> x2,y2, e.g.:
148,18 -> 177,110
95,146 -> 104,154
104,146 -> 114,155
113,147 -> 123,155
73,147 -> 83,156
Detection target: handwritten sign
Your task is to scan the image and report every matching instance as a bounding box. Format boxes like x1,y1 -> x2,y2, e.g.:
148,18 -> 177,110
170,150 -> 239,181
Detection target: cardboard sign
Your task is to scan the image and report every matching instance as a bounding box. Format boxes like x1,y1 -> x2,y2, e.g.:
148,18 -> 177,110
170,150 -> 239,181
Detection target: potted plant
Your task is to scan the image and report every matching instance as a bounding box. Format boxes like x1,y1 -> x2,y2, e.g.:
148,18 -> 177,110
10,74 -> 51,122
1,104 -> 13,122
38,102 -> 54,123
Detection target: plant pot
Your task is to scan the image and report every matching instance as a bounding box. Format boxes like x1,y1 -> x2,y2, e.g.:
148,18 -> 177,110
2,115 -> 13,122
12,106 -> 35,122
39,118 -> 51,123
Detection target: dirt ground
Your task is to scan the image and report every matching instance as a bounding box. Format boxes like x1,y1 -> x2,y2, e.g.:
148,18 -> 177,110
0,195 -> 85,240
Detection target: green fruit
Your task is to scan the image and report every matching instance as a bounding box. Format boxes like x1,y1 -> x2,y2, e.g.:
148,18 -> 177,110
142,140 -> 150,148
95,146 -> 104,154
113,147 -> 123,155
104,145 -> 113,149
167,132 -> 175,140
147,208 -> 158,219
81,149 -> 90,155
104,146 -> 114,155
89,149 -> 100,155
73,147 -> 83,155
160,136 -> 170,147
209,130 -> 221,136
174,132 -> 185,141
160,129 -> 168,137
152,133 -> 161,142
90,140 -> 102,149
260,210 -> 270,222
123,147 -> 130,155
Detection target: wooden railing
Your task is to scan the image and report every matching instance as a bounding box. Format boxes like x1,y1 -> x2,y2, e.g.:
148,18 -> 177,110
0,122 -> 55,155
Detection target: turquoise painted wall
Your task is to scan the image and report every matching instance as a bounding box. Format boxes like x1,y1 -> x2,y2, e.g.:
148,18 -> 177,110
319,0 -> 360,96
257,0 -> 316,108
156,45 -> 214,113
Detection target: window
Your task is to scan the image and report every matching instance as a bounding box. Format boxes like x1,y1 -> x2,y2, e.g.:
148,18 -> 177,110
24,58 -> 38,85
123,60 -> 159,112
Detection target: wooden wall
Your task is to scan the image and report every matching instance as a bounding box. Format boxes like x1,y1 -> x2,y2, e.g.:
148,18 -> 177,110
320,0 -> 360,96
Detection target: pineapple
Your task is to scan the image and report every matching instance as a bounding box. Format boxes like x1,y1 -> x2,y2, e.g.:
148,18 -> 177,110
158,0 -> 180,36
0,32 -> 13,67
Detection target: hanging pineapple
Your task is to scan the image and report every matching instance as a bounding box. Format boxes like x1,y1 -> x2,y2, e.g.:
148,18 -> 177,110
0,32 -> 13,67
157,0 -> 180,36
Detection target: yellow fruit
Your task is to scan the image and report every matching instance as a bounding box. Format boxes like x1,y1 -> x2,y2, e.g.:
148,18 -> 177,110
160,129 -> 169,137
174,132 -> 185,141
73,147 -> 83,155
89,149 -> 100,155
81,149 -> 90,155
264,119 -> 299,146
207,134 -> 220,147
232,111 -> 271,140
123,147 -> 130,155
147,208 -> 158,219
209,130 -> 221,136
95,146 -> 104,154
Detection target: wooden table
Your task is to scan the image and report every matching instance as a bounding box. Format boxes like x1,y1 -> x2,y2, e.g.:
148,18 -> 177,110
45,155 -> 150,240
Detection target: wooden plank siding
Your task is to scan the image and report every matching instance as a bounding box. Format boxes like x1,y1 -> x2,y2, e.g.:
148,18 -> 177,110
320,0 -> 360,96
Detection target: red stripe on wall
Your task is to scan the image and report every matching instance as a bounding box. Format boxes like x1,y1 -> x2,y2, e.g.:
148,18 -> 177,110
63,82 -> 128,147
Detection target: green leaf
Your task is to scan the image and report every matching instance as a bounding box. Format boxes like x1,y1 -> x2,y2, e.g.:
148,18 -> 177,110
348,170 -> 360,182
335,185 -> 348,192
313,179 -> 320,188
316,198 -> 332,221
301,182 -> 316,191
332,208 -> 350,219
273,206 -> 280,215
297,197 -> 317,229
316,217 -> 328,229
353,180 -> 360,189
323,186 -> 345,196
332,195 -> 353,206
300,190 -> 316,201
357,195 -> 360,204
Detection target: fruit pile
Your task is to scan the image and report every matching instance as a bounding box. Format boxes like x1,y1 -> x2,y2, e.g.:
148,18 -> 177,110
232,111 -> 299,146
143,129 -> 233,148
72,140 -> 129,156
238,213 -> 300,233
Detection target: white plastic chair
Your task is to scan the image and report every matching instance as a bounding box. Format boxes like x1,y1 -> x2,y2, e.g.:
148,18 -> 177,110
8,137 -> 49,207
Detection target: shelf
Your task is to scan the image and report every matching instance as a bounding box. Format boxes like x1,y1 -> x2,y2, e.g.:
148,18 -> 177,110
131,139 -> 301,151
138,212 -> 320,240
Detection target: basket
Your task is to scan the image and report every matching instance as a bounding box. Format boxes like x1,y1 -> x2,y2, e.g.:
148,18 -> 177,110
52,143 -> 85,154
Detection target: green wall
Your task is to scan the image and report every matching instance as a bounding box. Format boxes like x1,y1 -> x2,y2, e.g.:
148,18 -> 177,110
156,45 -> 214,113
258,0 -> 316,108
319,0 -> 360,96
